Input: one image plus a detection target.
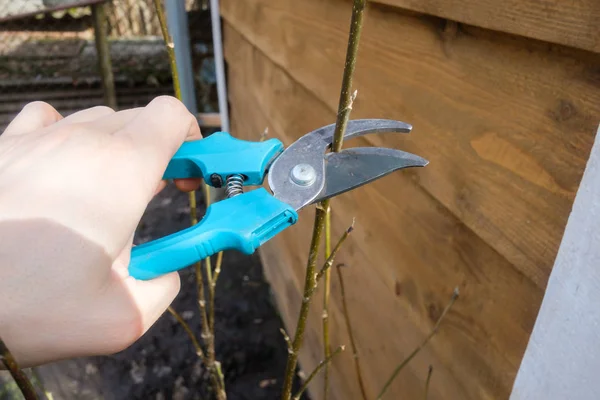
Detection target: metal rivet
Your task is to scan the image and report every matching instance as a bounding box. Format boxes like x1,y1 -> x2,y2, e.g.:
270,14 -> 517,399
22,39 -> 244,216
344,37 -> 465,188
290,163 -> 316,186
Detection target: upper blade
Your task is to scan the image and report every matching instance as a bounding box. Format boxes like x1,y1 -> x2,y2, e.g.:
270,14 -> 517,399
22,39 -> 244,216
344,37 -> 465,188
313,119 -> 413,144
311,147 -> 428,204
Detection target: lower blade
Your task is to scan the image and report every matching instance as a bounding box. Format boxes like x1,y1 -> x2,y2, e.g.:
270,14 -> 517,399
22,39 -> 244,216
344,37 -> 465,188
313,147 -> 428,203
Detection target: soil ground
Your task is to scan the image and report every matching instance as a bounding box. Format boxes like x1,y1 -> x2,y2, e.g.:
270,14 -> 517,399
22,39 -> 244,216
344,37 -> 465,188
1,184 -> 308,400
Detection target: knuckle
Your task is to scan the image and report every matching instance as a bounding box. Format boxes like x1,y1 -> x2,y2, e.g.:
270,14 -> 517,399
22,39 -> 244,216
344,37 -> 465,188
22,101 -> 55,115
150,95 -> 186,113
89,105 -> 115,115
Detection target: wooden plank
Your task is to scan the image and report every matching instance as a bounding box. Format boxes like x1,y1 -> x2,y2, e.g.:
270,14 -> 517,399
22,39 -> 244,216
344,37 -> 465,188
510,124 -> 600,398
373,0 -> 600,54
221,0 -> 600,290
224,24 -> 544,400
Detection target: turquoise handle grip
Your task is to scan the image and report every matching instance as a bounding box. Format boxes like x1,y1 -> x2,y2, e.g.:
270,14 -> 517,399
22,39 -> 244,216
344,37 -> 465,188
163,132 -> 284,185
129,188 -> 298,280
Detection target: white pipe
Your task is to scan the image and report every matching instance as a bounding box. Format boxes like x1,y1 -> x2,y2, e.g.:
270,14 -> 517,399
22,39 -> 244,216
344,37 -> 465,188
209,0 -> 229,133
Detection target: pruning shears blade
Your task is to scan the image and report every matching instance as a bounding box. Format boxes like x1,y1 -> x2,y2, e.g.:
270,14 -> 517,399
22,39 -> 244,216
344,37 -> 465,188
268,119 -> 427,211
311,147 -> 428,204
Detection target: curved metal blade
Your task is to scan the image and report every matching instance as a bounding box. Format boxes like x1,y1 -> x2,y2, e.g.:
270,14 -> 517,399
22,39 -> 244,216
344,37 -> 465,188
268,119 -> 415,210
310,147 -> 428,204
311,119 -> 413,145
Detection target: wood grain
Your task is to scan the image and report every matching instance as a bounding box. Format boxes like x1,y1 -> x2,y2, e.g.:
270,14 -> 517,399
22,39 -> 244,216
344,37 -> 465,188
224,24 -> 545,400
221,0 -> 600,290
510,125 -> 600,399
372,0 -> 600,53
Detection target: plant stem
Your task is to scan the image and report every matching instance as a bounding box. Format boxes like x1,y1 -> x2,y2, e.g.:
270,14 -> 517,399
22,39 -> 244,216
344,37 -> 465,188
322,205 -> 332,400
321,0 -> 367,396
0,337 -> 39,400
152,2 -> 225,398
315,221 -> 354,284
424,365 -> 433,400
336,264 -> 368,400
281,219 -> 353,399
153,0 -> 181,100
331,0 -> 367,153
280,208 -> 327,399
376,288 -> 459,400
167,307 -> 205,359
293,345 -> 345,400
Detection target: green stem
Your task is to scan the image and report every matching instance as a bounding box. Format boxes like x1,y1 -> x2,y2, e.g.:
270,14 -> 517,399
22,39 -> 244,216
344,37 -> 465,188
331,0 -> 367,153
293,346 -> 345,400
336,264 -> 368,400
280,208 -> 327,399
167,307 -> 205,359
424,365 -> 433,400
153,0 -> 181,100
322,205 -> 332,400
0,337 -> 40,400
376,288 -> 459,400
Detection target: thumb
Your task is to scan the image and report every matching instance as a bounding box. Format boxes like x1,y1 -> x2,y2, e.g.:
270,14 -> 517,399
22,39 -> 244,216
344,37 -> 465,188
100,271 -> 181,354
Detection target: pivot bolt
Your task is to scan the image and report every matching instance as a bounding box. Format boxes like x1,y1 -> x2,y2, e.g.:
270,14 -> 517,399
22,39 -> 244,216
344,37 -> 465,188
290,163 -> 316,186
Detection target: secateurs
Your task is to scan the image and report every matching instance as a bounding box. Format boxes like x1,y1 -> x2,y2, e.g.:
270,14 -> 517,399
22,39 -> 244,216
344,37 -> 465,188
128,119 -> 428,280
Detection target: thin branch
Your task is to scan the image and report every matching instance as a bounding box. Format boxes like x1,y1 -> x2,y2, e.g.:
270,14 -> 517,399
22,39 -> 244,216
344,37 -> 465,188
293,345 -> 345,400
424,365 -> 433,400
316,220 -> 354,284
285,0 -> 368,398
152,2 -> 224,397
280,208 -> 327,399
322,204 -> 332,400
259,127 -> 269,142
152,0 -> 180,100
167,307 -> 205,359
331,0 -> 367,153
336,264 -> 368,400
0,337 -> 39,400
376,288 -> 459,400
212,250 -> 224,287
280,328 -> 293,354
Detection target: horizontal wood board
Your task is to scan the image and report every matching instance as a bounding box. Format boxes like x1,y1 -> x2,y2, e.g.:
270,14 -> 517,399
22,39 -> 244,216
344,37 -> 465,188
221,0 -> 600,398
372,0 -> 600,54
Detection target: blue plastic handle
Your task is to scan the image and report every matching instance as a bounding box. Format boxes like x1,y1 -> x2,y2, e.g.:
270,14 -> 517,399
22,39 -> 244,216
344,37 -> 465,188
163,132 -> 284,185
129,188 -> 298,280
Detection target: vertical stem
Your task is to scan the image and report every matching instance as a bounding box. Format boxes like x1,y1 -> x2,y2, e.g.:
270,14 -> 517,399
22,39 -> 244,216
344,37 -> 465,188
424,366 -> 433,400
281,208 -> 327,399
321,0 -> 367,397
0,337 -> 40,400
331,0 -> 367,153
91,3 -> 117,110
152,1 -> 225,398
153,0 -> 181,100
337,265 -> 368,400
322,204 -> 332,399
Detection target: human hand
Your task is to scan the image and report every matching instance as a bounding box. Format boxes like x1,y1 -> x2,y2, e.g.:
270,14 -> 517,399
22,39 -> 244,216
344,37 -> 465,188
0,97 -> 202,367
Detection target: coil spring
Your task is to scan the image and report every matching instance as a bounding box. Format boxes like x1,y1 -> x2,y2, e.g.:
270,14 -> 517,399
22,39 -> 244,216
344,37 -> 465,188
225,174 -> 244,198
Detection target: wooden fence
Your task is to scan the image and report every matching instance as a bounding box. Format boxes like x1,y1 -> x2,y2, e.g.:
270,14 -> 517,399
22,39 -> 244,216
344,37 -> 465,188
219,0 -> 600,399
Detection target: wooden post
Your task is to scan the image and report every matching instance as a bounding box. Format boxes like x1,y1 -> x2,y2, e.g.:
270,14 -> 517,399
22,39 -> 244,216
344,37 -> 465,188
91,2 -> 117,110
510,124 -> 600,399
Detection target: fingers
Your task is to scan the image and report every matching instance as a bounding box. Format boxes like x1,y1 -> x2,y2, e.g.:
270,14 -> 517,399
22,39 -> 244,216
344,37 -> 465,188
174,178 -> 204,192
57,105 -> 115,125
2,101 -> 63,136
118,95 -> 201,178
82,107 -> 144,133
